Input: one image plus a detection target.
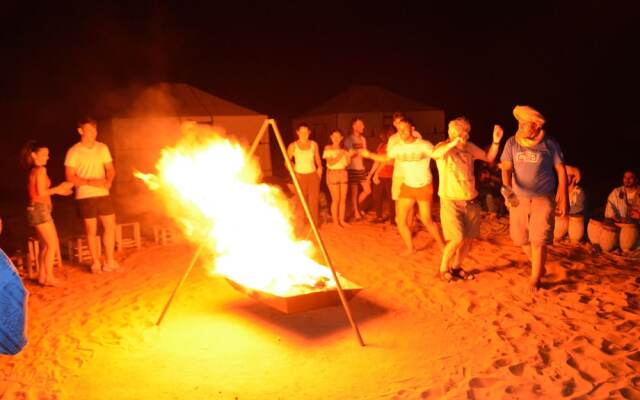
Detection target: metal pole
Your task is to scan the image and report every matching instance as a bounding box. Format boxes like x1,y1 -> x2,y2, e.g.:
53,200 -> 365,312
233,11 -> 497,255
247,118 -> 271,158
268,119 -> 365,346
156,242 -> 206,326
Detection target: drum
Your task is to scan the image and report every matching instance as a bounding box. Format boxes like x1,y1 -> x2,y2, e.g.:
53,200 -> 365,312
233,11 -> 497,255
554,215 -> 569,240
587,218 -> 602,245
617,222 -> 639,252
568,214 -> 585,243
599,224 -> 620,252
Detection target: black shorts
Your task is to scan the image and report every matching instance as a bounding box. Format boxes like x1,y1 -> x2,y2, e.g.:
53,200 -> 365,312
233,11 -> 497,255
76,196 -> 115,219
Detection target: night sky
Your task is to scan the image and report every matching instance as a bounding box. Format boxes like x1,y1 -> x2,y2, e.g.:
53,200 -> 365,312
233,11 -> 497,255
1,1 -> 637,205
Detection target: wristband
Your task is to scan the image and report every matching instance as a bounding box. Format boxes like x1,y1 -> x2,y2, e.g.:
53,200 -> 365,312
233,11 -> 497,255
492,141 -> 500,145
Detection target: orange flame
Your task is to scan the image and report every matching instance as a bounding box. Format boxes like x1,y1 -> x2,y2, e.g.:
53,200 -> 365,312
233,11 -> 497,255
135,123 -> 345,296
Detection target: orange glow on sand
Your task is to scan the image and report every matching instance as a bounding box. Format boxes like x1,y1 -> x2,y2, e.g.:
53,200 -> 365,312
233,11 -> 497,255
135,122 -> 355,296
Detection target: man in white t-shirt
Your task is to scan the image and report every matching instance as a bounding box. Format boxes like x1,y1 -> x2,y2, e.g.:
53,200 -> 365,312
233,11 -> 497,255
363,119 -> 460,254
605,170 -> 640,221
435,117 -> 503,282
65,118 -> 118,274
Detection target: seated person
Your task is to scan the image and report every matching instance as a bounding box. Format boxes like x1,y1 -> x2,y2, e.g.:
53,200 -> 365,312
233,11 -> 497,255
477,164 -> 504,215
605,170 -> 640,222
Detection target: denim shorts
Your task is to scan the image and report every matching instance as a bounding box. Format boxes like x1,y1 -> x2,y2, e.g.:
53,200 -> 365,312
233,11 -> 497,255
27,202 -> 53,226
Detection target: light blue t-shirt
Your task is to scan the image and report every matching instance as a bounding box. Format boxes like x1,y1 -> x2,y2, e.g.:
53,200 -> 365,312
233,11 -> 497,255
500,136 -> 564,197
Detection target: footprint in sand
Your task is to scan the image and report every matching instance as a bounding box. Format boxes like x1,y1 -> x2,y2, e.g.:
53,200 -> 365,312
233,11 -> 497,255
508,362 -> 525,376
491,358 -> 510,369
627,351 -> 640,362
469,377 -> 499,388
560,378 -> 577,397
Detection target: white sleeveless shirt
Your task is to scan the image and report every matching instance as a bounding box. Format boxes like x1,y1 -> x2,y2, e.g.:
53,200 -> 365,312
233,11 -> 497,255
293,141 -> 317,174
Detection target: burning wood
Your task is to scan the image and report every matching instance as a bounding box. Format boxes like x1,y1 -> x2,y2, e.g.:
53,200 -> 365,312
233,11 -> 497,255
135,122 -> 360,303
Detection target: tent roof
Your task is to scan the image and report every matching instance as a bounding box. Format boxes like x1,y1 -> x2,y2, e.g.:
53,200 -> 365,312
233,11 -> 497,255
299,85 -> 440,117
103,82 -> 263,118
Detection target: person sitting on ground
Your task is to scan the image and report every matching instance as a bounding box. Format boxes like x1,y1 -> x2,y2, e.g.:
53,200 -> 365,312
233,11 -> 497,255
322,129 -> 353,227
1,218 -> 28,355
605,170 -> 640,221
436,117 -> 503,282
477,164 -> 504,216
21,140 -> 74,286
362,118 -> 460,255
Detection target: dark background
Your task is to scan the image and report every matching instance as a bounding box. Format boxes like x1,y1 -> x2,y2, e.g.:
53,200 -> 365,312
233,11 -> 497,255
1,1 -> 637,209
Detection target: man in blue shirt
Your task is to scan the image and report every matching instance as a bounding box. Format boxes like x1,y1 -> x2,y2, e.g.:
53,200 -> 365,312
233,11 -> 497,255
500,105 -> 568,293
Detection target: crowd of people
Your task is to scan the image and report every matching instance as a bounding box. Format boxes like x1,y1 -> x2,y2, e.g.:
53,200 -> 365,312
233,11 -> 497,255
6,108 -> 640,294
287,106 -> 639,292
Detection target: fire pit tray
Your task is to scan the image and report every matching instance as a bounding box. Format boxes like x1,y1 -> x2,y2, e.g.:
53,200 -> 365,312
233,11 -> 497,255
225,278 -> 362,314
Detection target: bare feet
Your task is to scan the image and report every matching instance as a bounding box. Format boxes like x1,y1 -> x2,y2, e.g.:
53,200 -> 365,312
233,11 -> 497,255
103,260 -> 120,272
43,277 -> 62,287
339,221 -> 351,227
401,248 -> 416,256
90,262 -> 102,274
527,279 -> 540,294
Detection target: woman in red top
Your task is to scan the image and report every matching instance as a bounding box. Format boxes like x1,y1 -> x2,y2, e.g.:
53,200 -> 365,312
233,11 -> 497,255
21,141 -> 73,286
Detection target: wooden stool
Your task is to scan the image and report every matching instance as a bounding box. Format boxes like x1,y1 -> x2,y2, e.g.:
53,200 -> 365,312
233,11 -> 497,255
66,237 -> 101,264
153,225 -> 176,245
116,222 -> 141,251
27,237 -> 62,272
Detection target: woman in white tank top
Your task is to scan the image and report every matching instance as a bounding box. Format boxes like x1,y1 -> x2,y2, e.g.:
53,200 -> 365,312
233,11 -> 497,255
322,129 -> 352,227
287,123 -> 323,228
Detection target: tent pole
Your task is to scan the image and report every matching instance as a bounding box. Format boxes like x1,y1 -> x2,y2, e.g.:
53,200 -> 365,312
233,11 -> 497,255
156,242 -> 205,326
268,119 -> 365,346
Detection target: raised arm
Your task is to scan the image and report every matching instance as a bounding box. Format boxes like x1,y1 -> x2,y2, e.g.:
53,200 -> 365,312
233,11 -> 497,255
430,136 -> 462,159
361,149 -> 391,163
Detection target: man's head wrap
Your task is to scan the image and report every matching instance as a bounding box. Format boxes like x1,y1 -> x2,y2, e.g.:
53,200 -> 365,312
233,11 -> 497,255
513,105 -> 545,127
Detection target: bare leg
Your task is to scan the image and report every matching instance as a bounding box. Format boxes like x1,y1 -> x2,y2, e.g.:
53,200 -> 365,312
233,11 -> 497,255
100,214 -> 117,269
350,182 -> 361,219
453,239 -> 473,269
338,182 -> 349,226
417,200 -> 445,250
440,237 -> 463,273
396,198 -> 416,254
529,243 -> 547,292
34,221 -> 62,286
328,183 -> 340,226
37,237 -> 46,284
84,218 -> 101,273
358,180 -> 371,208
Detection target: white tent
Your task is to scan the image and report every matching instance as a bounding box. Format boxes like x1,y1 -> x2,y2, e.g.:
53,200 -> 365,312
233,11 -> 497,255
99,82 -> 272,200
293,85 -> 445,149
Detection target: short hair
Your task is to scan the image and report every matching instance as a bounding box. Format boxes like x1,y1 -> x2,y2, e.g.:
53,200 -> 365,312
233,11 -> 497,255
351,117 -> 363,127
392,112 -> 405,121
77,116 -> 97,128
448,117 -> 471,135
296,122 -> 310,132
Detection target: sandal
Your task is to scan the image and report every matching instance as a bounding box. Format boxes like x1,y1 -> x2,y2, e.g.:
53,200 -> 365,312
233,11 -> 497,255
439,271 -> 455,283
453,268 -> 475,280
